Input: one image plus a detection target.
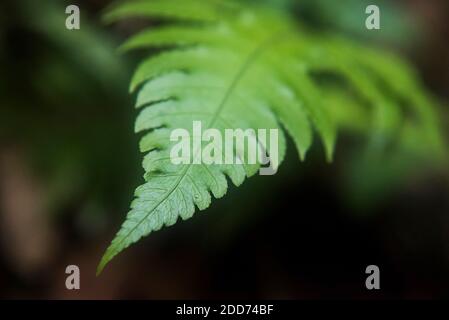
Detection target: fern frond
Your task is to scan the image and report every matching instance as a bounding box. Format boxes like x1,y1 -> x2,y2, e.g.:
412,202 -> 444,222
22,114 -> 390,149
98,0 -> 445,274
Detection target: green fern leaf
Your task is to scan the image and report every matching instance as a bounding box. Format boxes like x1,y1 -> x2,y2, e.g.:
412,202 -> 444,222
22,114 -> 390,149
97,0 -> 445,274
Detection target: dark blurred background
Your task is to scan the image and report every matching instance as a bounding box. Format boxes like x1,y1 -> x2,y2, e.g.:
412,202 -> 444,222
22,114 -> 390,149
0,0 -> 448,299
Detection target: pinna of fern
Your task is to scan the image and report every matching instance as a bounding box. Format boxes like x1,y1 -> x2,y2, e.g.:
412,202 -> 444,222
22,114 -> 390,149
97,0 -> 446,274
